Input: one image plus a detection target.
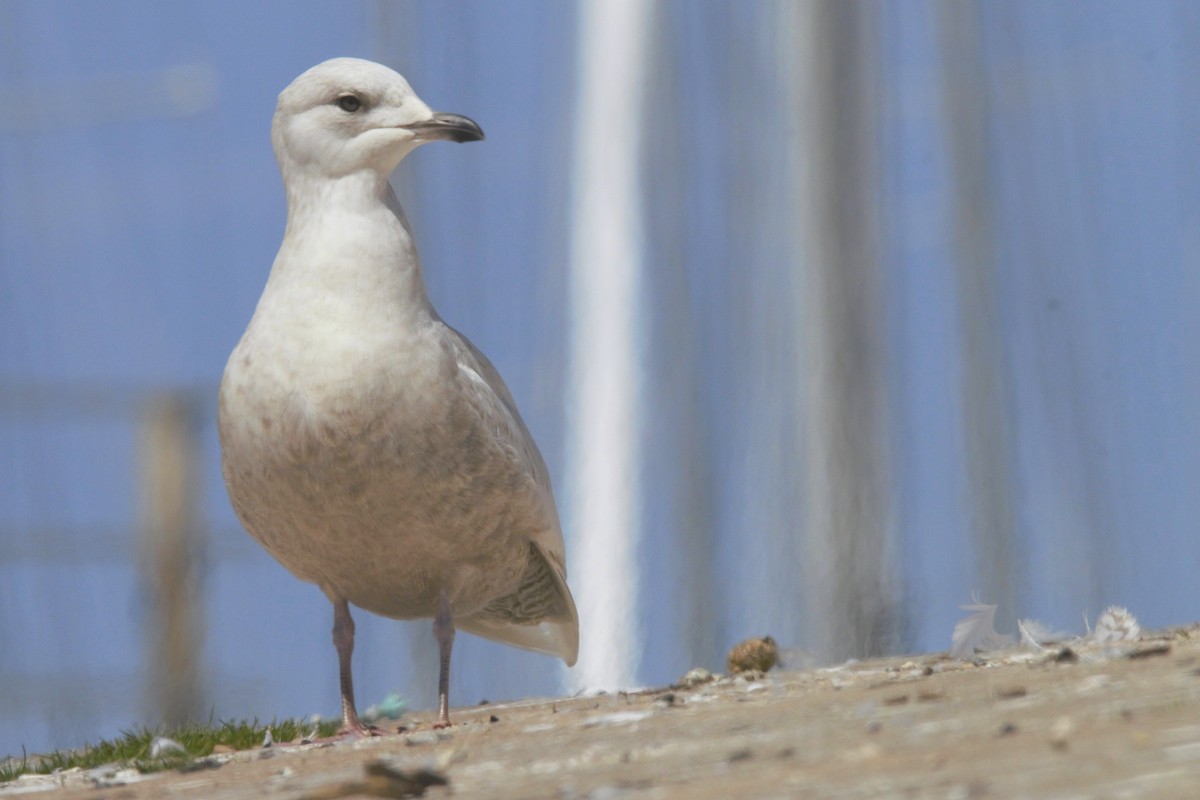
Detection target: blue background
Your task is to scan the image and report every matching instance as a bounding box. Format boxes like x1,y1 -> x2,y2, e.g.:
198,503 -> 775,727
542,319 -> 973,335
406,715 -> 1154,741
2,0 -> 1199,756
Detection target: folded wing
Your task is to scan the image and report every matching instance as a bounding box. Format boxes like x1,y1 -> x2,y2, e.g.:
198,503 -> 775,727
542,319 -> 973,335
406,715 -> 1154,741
441,321 -> 579,666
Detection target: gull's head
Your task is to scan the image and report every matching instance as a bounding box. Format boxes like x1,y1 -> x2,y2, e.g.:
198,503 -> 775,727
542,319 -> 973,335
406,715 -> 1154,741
272,57 -> 483,180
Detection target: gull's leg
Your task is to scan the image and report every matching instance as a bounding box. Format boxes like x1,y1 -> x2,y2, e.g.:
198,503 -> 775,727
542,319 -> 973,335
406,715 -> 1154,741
332,598 -> 376,737
432,589 -> 455,728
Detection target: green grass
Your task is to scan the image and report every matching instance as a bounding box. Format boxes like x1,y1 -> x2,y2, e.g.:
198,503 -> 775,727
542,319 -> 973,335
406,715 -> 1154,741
0,716 -> 342,784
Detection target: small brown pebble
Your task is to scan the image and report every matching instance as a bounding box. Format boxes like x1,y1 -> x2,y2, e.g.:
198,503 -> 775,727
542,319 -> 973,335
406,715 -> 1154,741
922,665 -> 935,676
998,722 -> 1018,737
727,636 -> 779,674
997,687 -> 1027,700
1127,643 -> 1171,659
1053,647 -> 1078,664
728,749 -> 753,763
883,694 -> 909,706
489,715 -> 499,723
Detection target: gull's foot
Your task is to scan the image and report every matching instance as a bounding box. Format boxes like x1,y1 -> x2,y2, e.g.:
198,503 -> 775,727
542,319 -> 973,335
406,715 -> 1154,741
338,721 -> 382,739
431,717 -> 452,730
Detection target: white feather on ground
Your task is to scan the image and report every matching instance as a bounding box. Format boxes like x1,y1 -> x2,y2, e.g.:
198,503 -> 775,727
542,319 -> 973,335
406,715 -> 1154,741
1092,606 -> 1141,642
950,603 -> 1014,659
1017,618 -> 1071,650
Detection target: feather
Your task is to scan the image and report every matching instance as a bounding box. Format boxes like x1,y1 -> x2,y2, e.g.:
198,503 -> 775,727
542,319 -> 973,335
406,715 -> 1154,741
1017,618 -> 1069,650
1092,605 -> 1140,642
951,602 -> 1013,659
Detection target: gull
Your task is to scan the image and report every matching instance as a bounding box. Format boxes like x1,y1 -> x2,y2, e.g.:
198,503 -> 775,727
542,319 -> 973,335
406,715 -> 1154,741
218,57 -> 579,732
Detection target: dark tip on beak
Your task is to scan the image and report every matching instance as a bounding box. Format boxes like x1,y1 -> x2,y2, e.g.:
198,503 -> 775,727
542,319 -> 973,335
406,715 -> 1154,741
406,112 -> 485,143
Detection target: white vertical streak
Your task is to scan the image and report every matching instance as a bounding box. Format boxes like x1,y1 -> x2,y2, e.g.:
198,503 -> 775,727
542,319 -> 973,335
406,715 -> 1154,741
565,0 -> 650,691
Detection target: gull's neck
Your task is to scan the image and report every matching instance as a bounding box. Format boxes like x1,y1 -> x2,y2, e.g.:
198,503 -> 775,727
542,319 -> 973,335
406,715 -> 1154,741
282,167 -> 396,224
270,167 -> 434,322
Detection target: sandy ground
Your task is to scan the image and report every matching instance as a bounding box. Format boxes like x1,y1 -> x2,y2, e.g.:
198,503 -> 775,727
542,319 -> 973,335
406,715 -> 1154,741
5,625 -> 1200,799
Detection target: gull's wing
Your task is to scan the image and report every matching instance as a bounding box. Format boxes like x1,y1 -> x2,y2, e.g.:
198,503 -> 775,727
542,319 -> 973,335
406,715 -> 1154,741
439,321 -> 579,666
458,541 -> 579,665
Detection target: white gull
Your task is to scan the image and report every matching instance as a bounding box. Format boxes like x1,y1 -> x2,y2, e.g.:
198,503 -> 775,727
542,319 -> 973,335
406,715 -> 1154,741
218,57 -> 578,732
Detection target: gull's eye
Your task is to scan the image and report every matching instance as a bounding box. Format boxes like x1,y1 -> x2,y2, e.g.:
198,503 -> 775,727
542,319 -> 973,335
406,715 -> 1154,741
337,94 -> 362,113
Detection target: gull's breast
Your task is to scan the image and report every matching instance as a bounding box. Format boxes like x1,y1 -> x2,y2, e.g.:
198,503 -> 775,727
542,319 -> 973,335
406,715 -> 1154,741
219,317 -> 537,619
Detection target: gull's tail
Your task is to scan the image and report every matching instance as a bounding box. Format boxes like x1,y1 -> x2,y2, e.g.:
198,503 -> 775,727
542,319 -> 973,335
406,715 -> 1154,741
457,542 -> 579,666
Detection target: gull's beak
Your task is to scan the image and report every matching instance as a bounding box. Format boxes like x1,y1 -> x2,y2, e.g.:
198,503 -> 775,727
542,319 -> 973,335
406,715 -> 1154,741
403,112 -> 485,143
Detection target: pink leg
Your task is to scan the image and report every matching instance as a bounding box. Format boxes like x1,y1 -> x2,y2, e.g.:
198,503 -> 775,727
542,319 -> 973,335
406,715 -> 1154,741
332,598 -> 376,737
432,590 -> 455,728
